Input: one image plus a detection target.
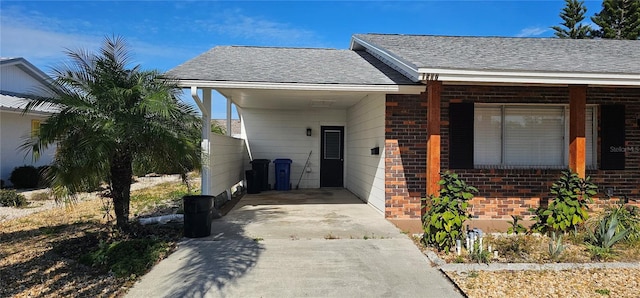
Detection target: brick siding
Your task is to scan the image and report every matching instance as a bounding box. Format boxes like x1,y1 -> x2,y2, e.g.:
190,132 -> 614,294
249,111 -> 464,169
385,86 -> 640,219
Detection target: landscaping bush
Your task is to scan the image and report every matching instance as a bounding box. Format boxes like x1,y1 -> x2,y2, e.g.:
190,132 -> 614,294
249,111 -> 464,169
586,212 -> 629,261
530,170 -> 597,235
0,189 -> 28,207
9,165 -> 40,189
422,172 -> 477,253
80,238 -> 172,279
596,199 -> 640,243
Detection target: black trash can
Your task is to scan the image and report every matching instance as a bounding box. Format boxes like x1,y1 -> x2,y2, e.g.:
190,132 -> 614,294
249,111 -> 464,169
251,159 -> 270,191
245,170 -> 260,194
183,195 -> 214,238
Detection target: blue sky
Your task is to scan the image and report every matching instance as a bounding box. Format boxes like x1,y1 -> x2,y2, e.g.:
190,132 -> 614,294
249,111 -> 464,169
1,0 -> 604,118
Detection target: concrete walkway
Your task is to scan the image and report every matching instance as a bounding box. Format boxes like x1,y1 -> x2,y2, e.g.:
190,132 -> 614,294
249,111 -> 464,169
126,189 -> 463,298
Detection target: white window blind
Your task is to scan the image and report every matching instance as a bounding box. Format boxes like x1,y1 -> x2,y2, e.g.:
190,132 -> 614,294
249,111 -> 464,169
474,105 -> 596,169
504,106 -> 564,167
474,107 -> 502,165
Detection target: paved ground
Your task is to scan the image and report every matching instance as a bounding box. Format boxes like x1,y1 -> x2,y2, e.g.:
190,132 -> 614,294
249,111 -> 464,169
126,189 -> 463,298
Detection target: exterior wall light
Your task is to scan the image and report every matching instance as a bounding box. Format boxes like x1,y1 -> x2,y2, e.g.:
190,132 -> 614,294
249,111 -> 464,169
306,128 -> 312,136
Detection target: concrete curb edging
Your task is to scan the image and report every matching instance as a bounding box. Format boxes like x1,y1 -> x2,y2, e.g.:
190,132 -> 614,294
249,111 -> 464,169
424,250 -> 640,273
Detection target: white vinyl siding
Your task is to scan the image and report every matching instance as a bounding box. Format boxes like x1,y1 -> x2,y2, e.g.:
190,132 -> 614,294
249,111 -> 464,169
474,105 -> 596,169
209,134 -> 248,197
346,94 -> 385,214
241,108 -> 346,189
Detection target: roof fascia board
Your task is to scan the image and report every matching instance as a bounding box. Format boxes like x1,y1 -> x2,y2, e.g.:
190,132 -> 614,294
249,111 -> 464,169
177,80 -> 425,94
419,68 -> 640,86
350,36 -> 421,82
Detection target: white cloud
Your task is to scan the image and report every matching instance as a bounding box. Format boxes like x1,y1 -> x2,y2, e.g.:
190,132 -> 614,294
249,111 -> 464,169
0,7 -> 197,71
192,9 -> 324,47
515,27 -> 548,37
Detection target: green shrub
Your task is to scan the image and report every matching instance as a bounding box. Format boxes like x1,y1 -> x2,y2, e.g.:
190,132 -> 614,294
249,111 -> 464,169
597,199 -> 640,243
507,215 -> 527,235
468,241 -> 491,264
0,189 -> 28,207
586,212 -> 629,260
422,172 -> 477,253
9,165 -> 40,189
530,170 -> 597,234
80,238 -> 171,278
491,235 -> 536,262
548,232 -> 565,261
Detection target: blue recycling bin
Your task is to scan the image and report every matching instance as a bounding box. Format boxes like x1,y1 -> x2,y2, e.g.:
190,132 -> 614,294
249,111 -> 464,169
273,159 -> 292,191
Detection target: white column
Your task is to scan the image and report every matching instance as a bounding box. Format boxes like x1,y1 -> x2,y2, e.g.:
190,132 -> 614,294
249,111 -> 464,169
201,89 -> 213,196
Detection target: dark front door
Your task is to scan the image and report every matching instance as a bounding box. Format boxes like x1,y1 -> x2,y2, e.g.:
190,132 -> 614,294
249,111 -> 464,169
320,126 -> 344,187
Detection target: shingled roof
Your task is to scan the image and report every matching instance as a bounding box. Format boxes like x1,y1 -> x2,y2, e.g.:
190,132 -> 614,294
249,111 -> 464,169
166,46 -> 416,85
352,34 -> 640,75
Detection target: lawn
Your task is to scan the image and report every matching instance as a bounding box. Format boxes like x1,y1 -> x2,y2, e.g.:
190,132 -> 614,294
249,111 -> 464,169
0,179 -> 194,297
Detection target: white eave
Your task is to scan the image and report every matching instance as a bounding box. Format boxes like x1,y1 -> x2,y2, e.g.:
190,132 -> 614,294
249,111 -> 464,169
418,68 -> 640,87
176,80 -> 425,94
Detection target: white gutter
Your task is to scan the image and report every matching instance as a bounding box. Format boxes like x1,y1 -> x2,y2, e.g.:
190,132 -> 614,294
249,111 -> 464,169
179,81 -> 425,94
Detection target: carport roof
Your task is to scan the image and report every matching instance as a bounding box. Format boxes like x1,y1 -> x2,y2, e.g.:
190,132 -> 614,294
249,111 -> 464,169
166,46 -> 417,86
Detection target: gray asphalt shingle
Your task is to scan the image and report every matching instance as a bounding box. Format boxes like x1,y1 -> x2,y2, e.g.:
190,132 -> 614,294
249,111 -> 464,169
166,46 -> 416,85
353,34 -> 640,74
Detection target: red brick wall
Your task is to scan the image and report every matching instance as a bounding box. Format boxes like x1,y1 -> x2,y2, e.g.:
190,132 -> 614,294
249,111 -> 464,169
384,95 -> 427,218
385,86 -> 640,220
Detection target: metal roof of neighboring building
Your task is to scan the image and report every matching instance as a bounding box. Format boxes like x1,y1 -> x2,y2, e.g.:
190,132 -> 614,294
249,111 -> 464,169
0,93 -> 59,114
352,34 -> 640,75
166,46 -> 417,85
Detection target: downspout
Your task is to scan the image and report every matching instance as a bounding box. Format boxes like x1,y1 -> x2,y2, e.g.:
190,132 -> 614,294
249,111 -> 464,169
191,86 -> 212,196
226,98 -> 232,137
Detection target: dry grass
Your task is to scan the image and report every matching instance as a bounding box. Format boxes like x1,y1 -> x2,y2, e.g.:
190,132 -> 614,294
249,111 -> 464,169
0,178 -> 194,298
448,268 -> 640,298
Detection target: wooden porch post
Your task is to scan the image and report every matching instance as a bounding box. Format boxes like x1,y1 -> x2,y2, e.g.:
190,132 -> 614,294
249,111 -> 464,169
426,80 -> 442,196
569,85 -> 587,178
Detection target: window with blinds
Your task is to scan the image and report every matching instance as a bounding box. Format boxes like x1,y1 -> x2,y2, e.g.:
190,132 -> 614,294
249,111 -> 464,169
474,105 -> 596,169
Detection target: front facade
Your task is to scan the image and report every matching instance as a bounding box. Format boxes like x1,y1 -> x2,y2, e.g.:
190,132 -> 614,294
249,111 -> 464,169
0,58 -> 57,186
168,34 -> 640,221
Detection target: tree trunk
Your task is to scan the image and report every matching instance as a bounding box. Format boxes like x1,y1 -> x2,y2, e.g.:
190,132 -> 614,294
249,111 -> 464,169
110,151 -> 133,229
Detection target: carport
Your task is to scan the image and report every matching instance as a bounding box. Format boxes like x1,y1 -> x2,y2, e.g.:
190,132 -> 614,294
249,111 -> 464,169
166,46 -> 423,215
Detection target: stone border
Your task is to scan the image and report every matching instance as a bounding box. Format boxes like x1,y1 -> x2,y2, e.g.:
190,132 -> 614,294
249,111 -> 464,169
424,249 -> 640,273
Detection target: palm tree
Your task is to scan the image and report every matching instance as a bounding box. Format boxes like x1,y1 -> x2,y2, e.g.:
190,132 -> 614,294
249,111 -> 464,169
23,36 -> 201,229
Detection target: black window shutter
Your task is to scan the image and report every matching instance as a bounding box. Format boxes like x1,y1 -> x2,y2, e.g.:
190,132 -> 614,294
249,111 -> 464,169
449,103 -> 474,169
600,105 -> 625,170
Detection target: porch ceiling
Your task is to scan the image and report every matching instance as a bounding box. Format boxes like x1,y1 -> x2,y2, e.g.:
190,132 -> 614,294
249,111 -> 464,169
218,88 -> 373,109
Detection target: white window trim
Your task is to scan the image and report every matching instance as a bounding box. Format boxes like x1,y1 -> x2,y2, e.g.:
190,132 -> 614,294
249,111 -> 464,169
474,103 -> 597,170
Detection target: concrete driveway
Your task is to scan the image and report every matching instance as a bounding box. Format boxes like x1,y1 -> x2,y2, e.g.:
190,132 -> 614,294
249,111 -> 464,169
126,189 -> 463,298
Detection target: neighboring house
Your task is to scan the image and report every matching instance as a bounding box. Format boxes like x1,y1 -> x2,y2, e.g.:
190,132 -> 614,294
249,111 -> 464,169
212,119 -> 241,137
167,34 -> 640,227
0,57 -> 57,186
